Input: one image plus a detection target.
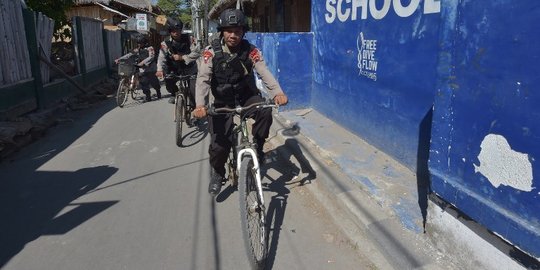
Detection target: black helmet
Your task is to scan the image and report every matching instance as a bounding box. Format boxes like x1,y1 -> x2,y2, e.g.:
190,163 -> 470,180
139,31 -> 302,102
135,35 -> 148,45
167,19 -> 183,32
217,8 -> 248,31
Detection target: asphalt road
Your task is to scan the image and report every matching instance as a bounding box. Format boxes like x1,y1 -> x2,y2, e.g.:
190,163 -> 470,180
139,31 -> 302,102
0,94 -> 374,270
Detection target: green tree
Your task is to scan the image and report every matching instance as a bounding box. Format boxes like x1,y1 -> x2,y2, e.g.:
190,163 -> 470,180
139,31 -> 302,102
158,0 -> 217,29
26,0 -> 74,40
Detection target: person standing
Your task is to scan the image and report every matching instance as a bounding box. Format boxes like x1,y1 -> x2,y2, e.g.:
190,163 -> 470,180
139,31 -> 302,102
193,9 -> 288,196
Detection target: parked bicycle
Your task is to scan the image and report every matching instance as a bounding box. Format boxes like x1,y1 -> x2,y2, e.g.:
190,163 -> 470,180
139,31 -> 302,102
208,99 -> 279,270
116,59 -> 142,107
165,74 -> 196,146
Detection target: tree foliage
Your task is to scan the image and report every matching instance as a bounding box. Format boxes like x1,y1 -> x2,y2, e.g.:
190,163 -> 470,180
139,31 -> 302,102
26,0 -> 74,40
157,0 -> 218,29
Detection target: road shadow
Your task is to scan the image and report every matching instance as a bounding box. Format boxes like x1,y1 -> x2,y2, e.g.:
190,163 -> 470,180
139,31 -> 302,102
180,119 -> 209,148
262,142 -> 315,270
0,99 -> 120,267
0,166 -> 118,267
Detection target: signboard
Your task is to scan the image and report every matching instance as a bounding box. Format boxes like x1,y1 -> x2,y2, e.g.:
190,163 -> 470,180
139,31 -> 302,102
136,13 -> 148,31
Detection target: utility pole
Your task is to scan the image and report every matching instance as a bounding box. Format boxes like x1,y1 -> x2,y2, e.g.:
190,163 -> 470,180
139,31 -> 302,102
191,0 -> 209,48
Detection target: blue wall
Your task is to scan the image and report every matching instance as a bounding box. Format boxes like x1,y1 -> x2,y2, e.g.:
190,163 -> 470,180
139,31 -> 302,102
247,0 -> 539,258
430,1 -> 540,257
311,1 -> 441,170
246,32 -> 313,110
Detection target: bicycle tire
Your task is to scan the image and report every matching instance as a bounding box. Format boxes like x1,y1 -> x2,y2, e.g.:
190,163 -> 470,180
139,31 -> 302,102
130,88 -> 137,100
238,156 -> 268,270
130,75 -> 138,100
116,78 -> 128,107
175,95 -> 185,147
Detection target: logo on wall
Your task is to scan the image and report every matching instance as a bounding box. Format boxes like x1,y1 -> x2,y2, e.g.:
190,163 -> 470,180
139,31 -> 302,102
357,32 -> 378,81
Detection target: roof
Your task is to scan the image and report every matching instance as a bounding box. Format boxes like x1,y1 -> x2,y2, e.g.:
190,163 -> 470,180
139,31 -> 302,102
208,0 -> 256,20
74,0 -> 152,10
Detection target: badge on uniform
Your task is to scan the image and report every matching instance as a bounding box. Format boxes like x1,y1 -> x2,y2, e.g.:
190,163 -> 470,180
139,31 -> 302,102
249,49 -> 261,63
203,50 -> 213,64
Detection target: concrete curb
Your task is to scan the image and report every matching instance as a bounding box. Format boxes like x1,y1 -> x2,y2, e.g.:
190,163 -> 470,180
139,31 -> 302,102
266,109 -> 538,270
266,111 -> 454,270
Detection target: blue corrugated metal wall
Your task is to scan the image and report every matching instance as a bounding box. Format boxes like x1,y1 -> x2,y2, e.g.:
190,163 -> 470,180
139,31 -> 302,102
246,32 -> 313,110
311,1 -> 441,170
247,0 -> 539,258
430,1 -> 540,257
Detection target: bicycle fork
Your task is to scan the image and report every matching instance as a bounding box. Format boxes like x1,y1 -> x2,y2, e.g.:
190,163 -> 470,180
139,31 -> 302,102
237,148 -> 265,208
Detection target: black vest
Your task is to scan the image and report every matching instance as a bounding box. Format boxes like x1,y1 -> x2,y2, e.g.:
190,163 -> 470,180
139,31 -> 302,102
210,39 -> 259,104
137,47 -> 150,61
165,35 -> 196,75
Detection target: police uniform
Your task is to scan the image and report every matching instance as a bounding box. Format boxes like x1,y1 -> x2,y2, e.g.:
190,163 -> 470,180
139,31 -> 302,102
195,38 -> 285,178
157,35 -> 200,104
118,46 -> 161,100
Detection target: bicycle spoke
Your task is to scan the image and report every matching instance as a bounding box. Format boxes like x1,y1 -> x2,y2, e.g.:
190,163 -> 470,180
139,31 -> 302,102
239,156 -> 268,269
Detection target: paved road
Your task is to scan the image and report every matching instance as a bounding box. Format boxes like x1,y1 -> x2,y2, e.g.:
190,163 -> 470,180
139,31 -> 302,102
0,95 -> 373,270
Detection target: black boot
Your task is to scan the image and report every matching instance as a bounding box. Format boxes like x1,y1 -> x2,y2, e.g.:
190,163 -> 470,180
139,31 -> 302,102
156,91 -> 162,99
208,168 -> 223,196
145,94 -> 152,102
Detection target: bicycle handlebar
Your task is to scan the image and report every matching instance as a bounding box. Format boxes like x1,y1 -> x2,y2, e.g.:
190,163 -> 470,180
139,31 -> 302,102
164,74 -> 196,81
207,100 -> 279,116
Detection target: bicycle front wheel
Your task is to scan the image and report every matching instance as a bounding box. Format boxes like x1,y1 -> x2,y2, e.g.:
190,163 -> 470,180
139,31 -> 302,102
238,156 -> 268,270
175,95 -> 185,147
116,78 -> 128,107
130,75 -> 138,100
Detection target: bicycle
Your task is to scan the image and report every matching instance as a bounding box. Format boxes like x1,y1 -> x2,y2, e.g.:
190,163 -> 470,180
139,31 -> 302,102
165,74 -> 196,147
208,99 -> 279,270
116,59 -> 141,108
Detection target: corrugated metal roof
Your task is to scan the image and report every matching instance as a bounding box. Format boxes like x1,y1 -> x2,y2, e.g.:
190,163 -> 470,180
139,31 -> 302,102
74,0 -> 151,10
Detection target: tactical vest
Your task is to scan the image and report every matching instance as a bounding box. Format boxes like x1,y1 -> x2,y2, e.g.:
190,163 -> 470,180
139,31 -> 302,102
137,47 -> 150,61
210,39 -> 259,104
165,35 -> 196,74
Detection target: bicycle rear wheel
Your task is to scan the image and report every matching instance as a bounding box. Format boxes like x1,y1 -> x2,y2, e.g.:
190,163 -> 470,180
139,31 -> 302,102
175,95 -> 185,147
116,78 -> 128,107
238,156 -> 268,270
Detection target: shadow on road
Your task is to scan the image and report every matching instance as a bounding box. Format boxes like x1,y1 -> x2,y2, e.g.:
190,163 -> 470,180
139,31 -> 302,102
179,120 -> 209,148
262,142 -> 315,270
0,99 -> 119,268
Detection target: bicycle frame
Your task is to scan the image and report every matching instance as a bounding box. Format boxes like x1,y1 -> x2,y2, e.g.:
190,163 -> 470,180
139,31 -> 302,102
234,118 -> 265,205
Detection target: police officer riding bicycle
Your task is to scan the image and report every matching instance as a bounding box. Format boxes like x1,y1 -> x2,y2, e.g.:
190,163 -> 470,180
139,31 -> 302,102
115,34 -> 161,102
156,19 -> 201,105
193,8 -> 288,196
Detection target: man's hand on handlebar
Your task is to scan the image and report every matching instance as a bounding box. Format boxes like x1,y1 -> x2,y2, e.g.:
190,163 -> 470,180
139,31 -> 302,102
172,54 -> 183,61
193,106 -> 207,118
274,94 -> 288,106
155,71 -> 164,79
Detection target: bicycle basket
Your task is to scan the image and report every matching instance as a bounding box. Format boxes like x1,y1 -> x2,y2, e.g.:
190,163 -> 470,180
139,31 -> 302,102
118,59 -> 136,76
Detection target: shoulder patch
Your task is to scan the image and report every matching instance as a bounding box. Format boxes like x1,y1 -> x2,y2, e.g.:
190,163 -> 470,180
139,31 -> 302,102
249,48 -> 262,63
203,50 -> 214,64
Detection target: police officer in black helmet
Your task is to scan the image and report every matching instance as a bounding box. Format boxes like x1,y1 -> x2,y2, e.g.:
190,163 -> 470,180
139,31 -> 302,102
156,19 -> 200,105
193,8 -> 288,196
116,34 -> 161,102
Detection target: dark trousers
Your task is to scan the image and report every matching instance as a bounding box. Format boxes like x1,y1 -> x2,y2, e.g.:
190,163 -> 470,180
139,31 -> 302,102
165,77 -> 196,106
139,73 -> 161,98
208,95 -> 272,177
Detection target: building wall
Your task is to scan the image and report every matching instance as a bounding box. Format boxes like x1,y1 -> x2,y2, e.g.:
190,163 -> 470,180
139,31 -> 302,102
249,0 -> 540,259
251,0 -> 311,32
66,6 -> 115,25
